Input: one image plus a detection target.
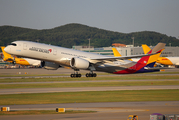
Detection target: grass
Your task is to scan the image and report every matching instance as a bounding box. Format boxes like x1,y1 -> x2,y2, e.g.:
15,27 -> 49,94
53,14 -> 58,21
0,81 -> 179,89
0,89 -> 179,105
0,110 -> 96,115
0,74 -> 179,83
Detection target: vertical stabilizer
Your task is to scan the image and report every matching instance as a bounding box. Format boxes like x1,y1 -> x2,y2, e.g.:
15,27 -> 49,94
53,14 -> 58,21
112,48 -> 122,57
114,43 -> 166,74
136,43 -> 165,72
138,43 -> 165,65
142,44 -> 151,54
1,46 -> 14,62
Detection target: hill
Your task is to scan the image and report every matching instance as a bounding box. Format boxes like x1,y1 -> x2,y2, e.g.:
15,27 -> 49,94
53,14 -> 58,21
0,23 -> 178,48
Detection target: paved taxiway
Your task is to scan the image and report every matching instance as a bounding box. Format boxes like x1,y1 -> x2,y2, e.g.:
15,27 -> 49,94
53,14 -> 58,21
0,68 -> 179,120
1,101 -> 179,120
1,85 -> 179,95
0,67 -> 178,75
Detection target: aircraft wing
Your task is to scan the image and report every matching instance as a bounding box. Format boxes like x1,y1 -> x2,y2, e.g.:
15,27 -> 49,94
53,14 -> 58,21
90,53 -> 157,62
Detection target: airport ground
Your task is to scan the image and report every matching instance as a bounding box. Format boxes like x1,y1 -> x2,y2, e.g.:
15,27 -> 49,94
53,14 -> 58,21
0,68 -> 179,120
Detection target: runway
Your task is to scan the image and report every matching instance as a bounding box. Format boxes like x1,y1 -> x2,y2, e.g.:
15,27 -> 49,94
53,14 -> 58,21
0,67 -> 178,75
1,85 -> 179,95
1,79 -> 178,84
0,68 -> 179,120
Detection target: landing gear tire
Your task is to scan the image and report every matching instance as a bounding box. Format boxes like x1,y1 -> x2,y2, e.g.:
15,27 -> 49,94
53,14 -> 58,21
70,69 -> 82,78
70,74 -> 81,78
93,73 -> 97,77
85,73 -> 97,77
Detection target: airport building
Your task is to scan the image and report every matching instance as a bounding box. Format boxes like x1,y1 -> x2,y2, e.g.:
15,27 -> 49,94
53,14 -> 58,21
72,44 -> 179,57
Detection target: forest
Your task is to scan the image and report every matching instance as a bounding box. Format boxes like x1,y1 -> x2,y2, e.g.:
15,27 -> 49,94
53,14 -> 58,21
0,23 -> 178,48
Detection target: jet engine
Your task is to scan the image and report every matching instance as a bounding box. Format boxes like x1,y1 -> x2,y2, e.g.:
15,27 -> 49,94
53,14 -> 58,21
41,61 -> 60,70
70,57 -> 89,69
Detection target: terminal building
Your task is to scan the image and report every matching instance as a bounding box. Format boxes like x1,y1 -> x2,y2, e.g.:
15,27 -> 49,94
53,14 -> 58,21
72,43 -> 179,57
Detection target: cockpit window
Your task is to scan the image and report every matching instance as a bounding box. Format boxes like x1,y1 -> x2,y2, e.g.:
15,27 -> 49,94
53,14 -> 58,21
10,43 -> 17,46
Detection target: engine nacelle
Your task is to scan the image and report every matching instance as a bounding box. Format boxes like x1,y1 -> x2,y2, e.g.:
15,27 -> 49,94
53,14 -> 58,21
70,57 -> 89,69
41,61 -> 60,70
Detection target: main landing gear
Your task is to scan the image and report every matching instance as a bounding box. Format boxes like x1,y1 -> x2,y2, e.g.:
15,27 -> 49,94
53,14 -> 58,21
70,69 -> 97,78
70,69 -> 81,78
86,71 -> 97,77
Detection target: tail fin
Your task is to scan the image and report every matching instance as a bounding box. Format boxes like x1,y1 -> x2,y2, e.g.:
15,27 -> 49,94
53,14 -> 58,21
142,44 -> 151,54
138,43 -> 165,65
114,43 -> 165,74
136,43 -> 165,72
112,48 -> 133,61
112,48 -> 122,57
1,46 -> 14,62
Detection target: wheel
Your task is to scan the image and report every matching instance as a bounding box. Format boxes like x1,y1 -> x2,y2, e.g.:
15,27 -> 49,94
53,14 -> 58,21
93,73 -> 97,77
89,73 -> 93,77
75,74 -> 79,77
78,74 -> 81,77
86,73 -> 88,77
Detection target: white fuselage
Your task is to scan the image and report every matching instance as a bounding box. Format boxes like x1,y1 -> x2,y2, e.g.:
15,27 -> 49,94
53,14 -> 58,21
4,41 -> 134,73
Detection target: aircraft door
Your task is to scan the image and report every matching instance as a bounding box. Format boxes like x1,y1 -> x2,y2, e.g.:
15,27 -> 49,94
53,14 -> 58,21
23,43 -> 27,50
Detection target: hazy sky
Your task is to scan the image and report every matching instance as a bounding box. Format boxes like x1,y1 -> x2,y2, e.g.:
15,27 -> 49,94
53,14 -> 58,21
0,0 -> 179,38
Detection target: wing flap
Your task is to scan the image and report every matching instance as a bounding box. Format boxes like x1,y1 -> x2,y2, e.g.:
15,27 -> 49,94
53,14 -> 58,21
90,53 -> 157,61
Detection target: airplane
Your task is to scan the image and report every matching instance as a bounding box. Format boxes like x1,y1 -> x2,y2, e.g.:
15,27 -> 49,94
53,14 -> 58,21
1,46 -> 41,67
4,41 -> 165,78
142,45 -> 179,66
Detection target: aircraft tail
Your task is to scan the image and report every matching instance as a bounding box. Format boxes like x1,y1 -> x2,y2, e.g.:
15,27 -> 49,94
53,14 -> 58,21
1,46 -> 14,62
142,43 -> 165,65
112,48 -> 133,61
135,43 -> 165,73
115,43 -> 165,74
112,48 -> 122,57
142,44 -> 151,54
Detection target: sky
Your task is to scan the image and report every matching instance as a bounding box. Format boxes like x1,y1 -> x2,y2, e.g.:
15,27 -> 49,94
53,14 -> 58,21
0,0 -> 179,38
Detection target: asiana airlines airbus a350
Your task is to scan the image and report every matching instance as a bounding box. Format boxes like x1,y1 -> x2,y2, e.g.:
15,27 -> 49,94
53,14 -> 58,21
4,41 -> 165,78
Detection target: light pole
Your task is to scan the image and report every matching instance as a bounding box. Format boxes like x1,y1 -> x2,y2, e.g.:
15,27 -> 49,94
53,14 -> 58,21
88,38 -> 90,52
131,37 -> 134,55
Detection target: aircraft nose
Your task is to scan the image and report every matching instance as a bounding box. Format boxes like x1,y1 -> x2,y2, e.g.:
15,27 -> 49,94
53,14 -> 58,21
4,46 -> 11,53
